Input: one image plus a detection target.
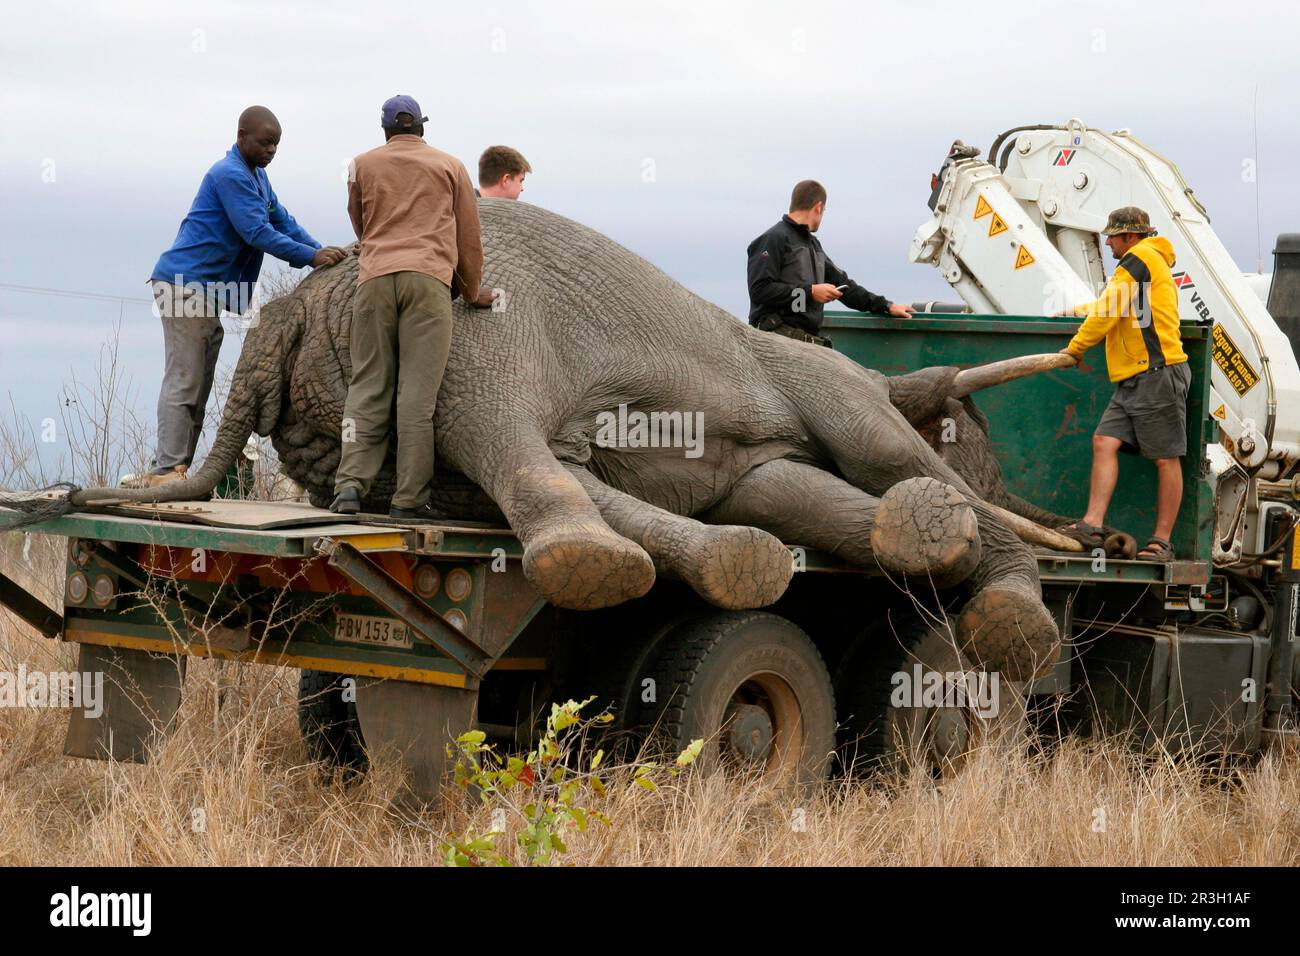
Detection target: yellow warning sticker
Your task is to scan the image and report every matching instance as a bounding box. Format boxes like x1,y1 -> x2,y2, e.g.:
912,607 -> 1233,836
973,195 -> 992,219
1293,524 -> 1300,570
1212,403 -> 1226,420
1014,245 -> 1035,270
988,213 -> 1008,237
1211,324 -> 1260,396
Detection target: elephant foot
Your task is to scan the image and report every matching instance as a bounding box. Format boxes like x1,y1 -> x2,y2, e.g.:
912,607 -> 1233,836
869,477 -> 981,587
680,525 -> 793,609
955,584 -> 1060,681
522,523 -> 656,609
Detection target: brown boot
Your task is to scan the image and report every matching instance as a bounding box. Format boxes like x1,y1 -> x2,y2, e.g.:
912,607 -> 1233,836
120,465 -> 188,489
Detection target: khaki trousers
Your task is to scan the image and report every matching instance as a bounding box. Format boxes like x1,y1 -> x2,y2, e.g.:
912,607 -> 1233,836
335,272 -> 452,509
150,281 -> 225,471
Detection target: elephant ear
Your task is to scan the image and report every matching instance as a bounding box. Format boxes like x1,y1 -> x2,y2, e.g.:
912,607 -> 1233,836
958,395 -> 991,435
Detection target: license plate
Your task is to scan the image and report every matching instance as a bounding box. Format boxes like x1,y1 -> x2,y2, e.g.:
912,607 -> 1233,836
334,613 -> 412,650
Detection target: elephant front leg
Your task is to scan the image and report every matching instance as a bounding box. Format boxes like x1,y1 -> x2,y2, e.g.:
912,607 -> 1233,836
767,356 -> 1060,681
700,460 -> 980,588
566,466 -> 792,609
455,428 -> 655,609
862,439 -> 1056,680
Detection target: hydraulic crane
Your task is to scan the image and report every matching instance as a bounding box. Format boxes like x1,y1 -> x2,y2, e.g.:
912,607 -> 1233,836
910,119 -> 1300,564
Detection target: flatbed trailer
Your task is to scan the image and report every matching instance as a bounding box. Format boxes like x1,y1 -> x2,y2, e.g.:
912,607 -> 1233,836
2,311 -> 1296,798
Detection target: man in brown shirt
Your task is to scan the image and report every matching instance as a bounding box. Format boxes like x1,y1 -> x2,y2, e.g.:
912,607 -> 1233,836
331,94 -> 484,518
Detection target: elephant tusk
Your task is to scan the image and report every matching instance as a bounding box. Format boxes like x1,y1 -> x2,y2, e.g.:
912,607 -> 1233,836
983,501 -> 1084,553
951,353 -> 1076,398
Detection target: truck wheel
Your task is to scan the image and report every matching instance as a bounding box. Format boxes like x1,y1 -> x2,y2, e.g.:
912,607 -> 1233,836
1292,651 -> 1300,710
569,619 -> 683,761
297,669 -> 368,776
640,612 -> 836,784
835,614 -> 971,777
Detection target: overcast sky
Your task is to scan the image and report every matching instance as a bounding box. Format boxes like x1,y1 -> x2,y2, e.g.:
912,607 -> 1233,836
3,0 -> 1299,471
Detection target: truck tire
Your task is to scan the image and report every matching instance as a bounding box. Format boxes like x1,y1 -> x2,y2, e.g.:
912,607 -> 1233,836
639,612 -> 836,784
297,669 -> 368,776
835,613 -> 972,777
568,619 -> 684,761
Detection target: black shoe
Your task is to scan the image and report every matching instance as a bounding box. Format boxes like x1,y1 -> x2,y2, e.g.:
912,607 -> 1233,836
389,502 -> 439,521
330,487 -> 361,515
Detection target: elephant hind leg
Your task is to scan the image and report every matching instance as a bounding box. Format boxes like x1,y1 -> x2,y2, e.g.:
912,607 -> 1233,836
454,426 -> 655,609
701,460 -> 980,589
566,466 -> 791,609
525,521 -> 654,609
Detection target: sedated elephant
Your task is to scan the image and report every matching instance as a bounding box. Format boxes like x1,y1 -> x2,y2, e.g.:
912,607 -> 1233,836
71,199 -> 1070,679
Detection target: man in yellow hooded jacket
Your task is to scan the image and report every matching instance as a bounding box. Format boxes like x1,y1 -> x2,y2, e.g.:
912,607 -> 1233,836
1059,206 -> 1190,561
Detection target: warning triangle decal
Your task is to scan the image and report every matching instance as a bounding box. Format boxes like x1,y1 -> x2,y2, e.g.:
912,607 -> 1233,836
988,213 -> 1008,237
1014,245 -> 1035,270
973,195 -> 992,220
1213,404 -> 1226,420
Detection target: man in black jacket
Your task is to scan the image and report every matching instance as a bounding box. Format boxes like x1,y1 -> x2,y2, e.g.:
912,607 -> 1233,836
747,180 -> 912,347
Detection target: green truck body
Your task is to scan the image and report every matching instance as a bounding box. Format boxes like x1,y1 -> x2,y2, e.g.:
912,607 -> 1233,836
826,312 -> 1217,563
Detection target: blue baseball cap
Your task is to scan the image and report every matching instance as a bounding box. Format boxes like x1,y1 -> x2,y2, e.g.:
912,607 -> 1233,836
381,94 -> 428,130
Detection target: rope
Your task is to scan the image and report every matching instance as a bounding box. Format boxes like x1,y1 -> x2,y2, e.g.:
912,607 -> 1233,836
0,483 -> 82,530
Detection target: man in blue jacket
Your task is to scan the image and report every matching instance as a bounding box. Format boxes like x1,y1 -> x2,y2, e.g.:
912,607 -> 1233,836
129,105 -> 347,488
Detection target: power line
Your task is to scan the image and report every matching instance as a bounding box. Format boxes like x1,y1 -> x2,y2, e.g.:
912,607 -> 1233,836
0,282 -> 154,305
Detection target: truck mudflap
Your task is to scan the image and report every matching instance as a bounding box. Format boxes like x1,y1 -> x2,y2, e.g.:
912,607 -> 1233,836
352,677 -> 478,803
53,533 -> 509,802
60,639 -> 472,802
64,643 -> 186,762
314,537 -> 494,802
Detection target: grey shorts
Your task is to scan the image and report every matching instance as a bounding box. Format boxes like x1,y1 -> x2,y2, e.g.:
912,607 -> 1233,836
1095,361 -> 1192,460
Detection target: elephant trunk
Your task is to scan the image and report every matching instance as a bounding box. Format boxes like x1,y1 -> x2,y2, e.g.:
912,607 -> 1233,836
65,297 -> 298,509
68,376 -> 259,507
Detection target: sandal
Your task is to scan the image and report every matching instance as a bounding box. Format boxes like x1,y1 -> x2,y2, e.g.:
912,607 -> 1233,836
1136,536 -> 1173,562
1057,520 -> 1107,549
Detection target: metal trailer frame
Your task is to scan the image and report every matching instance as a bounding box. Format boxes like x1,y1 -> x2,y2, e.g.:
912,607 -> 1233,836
0,498 -> 1224,799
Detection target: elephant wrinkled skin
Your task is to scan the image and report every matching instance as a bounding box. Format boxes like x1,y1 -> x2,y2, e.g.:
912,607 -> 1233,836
74,199 -> 1065,679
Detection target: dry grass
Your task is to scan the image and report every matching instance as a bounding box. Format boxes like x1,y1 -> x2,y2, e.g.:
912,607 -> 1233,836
3,531 -> 1298,867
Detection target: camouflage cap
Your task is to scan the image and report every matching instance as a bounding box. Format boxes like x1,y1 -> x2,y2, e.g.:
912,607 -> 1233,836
1103,206 -> 1156,236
